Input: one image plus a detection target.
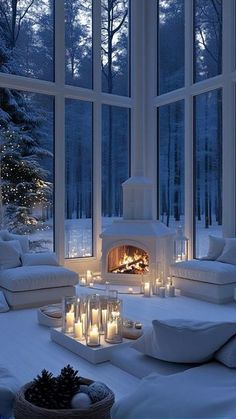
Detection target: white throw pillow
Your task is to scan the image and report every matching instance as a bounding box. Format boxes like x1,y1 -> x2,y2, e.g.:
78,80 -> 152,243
21,252 -> 59,266
215,334 -> 236,368
6,232 -> 29,253
0,230 -> 11,241
132,319 -> 236,363
0,240 -> 22,269
0,291 -> 9,312
201,235 -> 225,260
217,238 -> 236,264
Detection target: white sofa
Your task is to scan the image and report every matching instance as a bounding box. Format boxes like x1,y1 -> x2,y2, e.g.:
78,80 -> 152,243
0,230 -> 78,309
0,265 -> 78,309
170,260 -> 236,303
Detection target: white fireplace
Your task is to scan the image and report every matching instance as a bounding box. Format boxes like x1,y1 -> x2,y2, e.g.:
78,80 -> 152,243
100,176 -> 174,285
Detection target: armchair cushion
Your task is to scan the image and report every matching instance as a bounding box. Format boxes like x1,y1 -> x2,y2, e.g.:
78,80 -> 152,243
0,240 -> 22,269
0,265 -> 78,292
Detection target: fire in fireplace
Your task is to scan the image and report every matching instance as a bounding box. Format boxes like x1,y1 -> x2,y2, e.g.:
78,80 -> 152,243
108,245 -> 149,275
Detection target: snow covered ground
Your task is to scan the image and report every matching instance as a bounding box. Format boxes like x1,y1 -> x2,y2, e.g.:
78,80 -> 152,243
28,217 -> 222,259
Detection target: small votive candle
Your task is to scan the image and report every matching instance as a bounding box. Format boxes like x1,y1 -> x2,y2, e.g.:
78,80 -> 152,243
159,286 -> 166,298
80,277 -> 86,286
128,287 -> 133,294
89,282 -> 94,288
144,282 -> 151,297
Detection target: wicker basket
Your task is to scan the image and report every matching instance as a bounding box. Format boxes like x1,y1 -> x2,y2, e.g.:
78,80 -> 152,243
14,378 -> 115,419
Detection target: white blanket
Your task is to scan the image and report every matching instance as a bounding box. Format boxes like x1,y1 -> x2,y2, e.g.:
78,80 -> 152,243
111,362 -> 236,418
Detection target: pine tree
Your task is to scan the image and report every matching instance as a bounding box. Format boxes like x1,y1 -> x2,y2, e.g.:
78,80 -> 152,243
0,25 -> 53,233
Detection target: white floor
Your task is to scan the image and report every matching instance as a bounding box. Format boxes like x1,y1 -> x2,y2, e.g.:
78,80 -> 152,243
1,287 -> 236,401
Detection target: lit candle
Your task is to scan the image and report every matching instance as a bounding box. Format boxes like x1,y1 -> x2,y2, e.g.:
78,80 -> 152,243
159,286 -> 166,298
86,270 -> 92,281
177,254 -> 182,262
66,311 -> 74,333
80,277 -> 86,286
102,309 -> 107,326
128,287 -> 133,294
144,282 -> 151,297
74,321 -> 83,340
92,308 -> 99,325
106,321 -> 117,341
88,326 -> 99,346
89,282 -> 94,288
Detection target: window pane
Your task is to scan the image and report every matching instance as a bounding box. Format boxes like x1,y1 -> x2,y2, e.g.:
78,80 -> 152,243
101,0 -> 129,96
65,99 -> 93,258
65,0 -> 92,88
0,88 -> 54,251
0,0 -> 54,81
158,0 -> 184,95
102,105 -> 130,228
194,0 -> 222,82
159,100 -> 185,229
194,89 -> 222,258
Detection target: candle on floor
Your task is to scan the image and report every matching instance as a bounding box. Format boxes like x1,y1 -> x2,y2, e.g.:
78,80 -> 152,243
86,270 -> 92,281
144,282 -> 151,297
89,282 -> 94,288
74,321 -> 83,340
128,287 -> 133,294
169,285 -> 175,297
80,277 -> 86,286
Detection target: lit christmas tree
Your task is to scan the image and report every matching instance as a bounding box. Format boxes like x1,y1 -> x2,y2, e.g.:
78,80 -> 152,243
0,31 -> 53,234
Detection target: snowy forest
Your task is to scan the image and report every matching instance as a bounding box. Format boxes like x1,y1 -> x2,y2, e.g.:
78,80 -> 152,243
0,0 -> 222,257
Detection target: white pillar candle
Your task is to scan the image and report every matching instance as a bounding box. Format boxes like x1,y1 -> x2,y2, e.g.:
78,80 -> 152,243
89,282 -> 94,288
92,308 -> 99,325
89,326 -> 99,346
107,321 -> 117,340
144,282 -> 151,297
74,321 -> 83,340
66,311 -> 74,332
86,270 -> 92,281
128,287 -> 133,294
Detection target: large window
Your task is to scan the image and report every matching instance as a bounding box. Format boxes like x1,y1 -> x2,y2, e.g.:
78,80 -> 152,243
65,0 -> 93,88
0,0 -> 54,81
158,0 -> 185,94
0,0 -> 130,261
101,0 -> 130,96
102,105 -> 130,229
158,100 -> 184,229
0,88 -> 54,251
194,89 -> 222,257
65,100 -> 93,258
194,0 -> 222,83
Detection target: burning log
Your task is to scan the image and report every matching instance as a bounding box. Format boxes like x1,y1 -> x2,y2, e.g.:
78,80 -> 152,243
110,257 -> 144,273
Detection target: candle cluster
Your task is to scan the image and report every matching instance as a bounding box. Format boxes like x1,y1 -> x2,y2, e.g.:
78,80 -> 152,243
140,275 -> 175,298
79,270 -> 102,287
62,292 -> 123,348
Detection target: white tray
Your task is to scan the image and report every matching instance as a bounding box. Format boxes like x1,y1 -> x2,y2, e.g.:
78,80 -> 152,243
51,328 -> 132,364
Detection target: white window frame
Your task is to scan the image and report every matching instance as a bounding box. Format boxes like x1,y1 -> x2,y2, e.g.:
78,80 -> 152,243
149,0 -> 236,257
0,0 -> 132,271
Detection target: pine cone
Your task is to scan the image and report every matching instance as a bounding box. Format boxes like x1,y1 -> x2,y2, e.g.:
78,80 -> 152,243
55,364 -> 81,409
25,369 -> 57,409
